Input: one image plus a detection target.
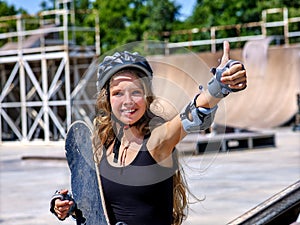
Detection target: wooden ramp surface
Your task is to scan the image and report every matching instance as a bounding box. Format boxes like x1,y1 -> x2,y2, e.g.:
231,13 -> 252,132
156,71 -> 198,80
148,41 -> 300,130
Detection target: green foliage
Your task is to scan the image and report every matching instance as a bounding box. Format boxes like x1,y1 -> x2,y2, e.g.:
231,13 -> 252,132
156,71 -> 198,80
92,0 -> 181,52
146,0 -> 180,32
187,0 -> 299,27
0,1 -> 20,46
0,0 -> 299,52
175,0 -> 300,50
0,1 -> 18,16
39,0 -> 55,11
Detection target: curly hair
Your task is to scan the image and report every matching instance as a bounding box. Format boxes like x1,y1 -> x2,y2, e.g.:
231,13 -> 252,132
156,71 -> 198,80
92,69 -> 188,224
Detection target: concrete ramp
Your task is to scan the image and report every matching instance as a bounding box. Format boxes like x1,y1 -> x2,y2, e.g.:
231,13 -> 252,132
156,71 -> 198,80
217,43 -> 300,129
227,180 -> 300,225
149,42 -> 300,130
147,53 -> 212,120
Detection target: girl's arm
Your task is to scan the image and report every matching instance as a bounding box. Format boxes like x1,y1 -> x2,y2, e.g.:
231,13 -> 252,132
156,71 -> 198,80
148,41 -> 247,161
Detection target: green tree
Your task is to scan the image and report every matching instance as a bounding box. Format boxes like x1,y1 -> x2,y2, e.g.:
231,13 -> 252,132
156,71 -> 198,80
93,0 -> 131,51
178,0 -> 300,50
0,1 -> 22,46
146,0 -> 181,34
40,0 -> 53,11
187,0 -> 300,28
0,0 -> 22,16
92,0 -> 180,52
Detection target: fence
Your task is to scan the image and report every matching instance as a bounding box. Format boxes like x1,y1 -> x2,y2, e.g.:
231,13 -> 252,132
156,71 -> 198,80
144,8 -> 300,54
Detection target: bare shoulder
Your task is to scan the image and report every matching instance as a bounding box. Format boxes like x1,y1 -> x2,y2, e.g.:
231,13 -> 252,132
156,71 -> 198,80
146,115 -> 185,162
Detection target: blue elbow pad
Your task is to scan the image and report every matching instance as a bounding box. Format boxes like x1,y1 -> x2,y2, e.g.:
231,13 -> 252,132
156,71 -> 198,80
180,101 -> 217,133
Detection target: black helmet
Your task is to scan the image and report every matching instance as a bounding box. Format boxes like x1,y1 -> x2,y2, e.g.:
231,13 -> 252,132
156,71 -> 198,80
97,51 -> 153,91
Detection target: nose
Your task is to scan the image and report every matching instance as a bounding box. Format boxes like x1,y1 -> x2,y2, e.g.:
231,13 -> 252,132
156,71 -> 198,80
123,92 -> 133,105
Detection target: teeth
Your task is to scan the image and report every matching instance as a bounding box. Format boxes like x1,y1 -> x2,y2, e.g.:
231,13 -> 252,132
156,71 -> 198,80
123,109 -> 135,113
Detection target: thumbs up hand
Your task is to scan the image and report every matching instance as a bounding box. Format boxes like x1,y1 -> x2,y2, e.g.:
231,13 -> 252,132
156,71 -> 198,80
218,40 -> 231,67
208,41 -> 247,98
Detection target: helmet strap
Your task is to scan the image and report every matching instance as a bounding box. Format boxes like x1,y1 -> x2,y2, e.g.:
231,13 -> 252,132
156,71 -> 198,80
112,126 -> 123,163
112,123 -> 132,163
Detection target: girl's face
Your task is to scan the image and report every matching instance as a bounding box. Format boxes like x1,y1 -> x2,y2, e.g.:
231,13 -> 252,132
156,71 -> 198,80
109,72 -> 147,126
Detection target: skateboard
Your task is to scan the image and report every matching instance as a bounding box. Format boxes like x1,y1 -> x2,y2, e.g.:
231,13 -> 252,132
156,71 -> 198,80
65,121 -> 109,225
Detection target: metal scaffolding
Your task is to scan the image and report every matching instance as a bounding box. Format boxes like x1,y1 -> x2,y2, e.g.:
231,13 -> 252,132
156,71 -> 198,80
0,0 -> 100,143
0,5 -> 299,143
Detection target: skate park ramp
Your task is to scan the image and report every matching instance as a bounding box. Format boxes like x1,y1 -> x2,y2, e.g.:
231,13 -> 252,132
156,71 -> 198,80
147,53 -> 210,121
149,40 -> 300,130
220,40 -> 300,130
228,180 -> 300,225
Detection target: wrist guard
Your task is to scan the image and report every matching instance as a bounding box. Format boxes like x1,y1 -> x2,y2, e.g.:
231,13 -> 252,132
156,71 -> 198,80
50,191 -> 77,221
208,60 -> 245,98
180,94 -> 217,133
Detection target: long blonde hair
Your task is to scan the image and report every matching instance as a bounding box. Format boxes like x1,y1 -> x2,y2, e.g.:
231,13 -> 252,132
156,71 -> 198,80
92,69 -> 188,224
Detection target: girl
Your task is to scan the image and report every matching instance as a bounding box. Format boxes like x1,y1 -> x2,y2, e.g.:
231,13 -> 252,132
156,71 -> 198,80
51,41 -> 247,225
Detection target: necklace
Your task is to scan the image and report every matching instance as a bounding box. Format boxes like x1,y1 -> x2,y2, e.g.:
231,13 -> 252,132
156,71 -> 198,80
120,137 -> 131,166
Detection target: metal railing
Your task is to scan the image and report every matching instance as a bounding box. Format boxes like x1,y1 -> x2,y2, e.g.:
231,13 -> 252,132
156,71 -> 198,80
144,8 -> 300,54
0,9 -> 100,56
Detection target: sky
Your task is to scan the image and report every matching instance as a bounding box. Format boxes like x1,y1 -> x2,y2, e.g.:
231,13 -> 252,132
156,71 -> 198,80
5,0 -> 196,20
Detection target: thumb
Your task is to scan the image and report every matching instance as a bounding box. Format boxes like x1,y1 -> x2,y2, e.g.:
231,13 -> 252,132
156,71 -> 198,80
219,41 -> 230,67
59,189 -> 69,195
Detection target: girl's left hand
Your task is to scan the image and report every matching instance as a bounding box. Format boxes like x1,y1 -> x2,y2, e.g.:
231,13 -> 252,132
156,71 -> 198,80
218,41 -> 247,91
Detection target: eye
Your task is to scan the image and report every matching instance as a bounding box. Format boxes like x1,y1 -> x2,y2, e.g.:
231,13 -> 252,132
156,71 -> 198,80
111,90 -> 123,97
132,89 -> 143,96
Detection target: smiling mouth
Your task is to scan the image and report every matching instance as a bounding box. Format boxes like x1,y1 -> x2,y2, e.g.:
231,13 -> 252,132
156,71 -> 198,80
121,109 -> 136,113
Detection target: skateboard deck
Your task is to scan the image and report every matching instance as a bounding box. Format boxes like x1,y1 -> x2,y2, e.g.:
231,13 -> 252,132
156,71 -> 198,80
65,121 -> 108,225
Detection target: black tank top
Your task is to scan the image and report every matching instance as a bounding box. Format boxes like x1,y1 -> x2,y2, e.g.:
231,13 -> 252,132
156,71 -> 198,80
100,138 -> 177,225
